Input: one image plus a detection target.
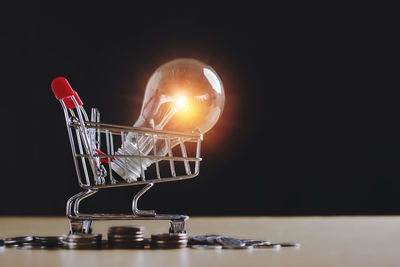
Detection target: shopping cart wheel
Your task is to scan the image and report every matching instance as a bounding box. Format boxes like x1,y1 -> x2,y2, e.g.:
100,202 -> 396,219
69,220 -> 93,234
169,219 -> 187,234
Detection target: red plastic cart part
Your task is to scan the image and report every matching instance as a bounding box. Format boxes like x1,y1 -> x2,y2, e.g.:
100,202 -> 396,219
95,149 -> 114,163
63,91 -> 83,109
51,77 -> 83,109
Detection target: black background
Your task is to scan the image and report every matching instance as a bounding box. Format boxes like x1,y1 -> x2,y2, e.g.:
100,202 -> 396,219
1,2 -> 399,216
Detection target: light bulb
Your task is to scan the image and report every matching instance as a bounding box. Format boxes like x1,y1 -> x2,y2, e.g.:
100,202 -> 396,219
111,58 -> 225,181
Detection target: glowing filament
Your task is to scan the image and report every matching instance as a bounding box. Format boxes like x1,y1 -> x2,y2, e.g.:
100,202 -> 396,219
174,95 -> 189,111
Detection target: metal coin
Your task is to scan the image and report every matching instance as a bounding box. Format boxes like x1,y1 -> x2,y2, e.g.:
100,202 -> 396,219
108,239 -> 144,244
108,239 -> 144,242
108,234 -> 144,239
253,243 -> 281,249
206,236 -> 219,245
190,244 -> 223,249
223,245 -> 253,250
274,242 -> 300,247
61,233 -> 102,250
108,226 -> 144,234
108,228 -> 145,249
4,236 -> 35,246
190,235 -> 219,244
63,233 -> 102,241
108,238 -> 144,243
34,236 -> 63,248
151,233 -> 187,240
150,245 -> 187,249
240,239 -> 256,245
17,246 -> 44,250
215,236 -> 245,247
150,233 -> 188,249
17,242 -> 45,249
243,240 -> 271,246
35,236 -> 63,242
150,244 -> 187,249
61,239 -> 102,249
151,240 -> 187,245
62,241 -> 101,247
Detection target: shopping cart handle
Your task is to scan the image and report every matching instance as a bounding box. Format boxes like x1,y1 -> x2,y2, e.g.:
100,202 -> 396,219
51,77 -> 83,109
52,77 -> 74,99
63,91 -> 83,109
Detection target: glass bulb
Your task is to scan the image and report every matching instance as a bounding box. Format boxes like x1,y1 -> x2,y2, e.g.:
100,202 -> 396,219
111,58 -> 225,181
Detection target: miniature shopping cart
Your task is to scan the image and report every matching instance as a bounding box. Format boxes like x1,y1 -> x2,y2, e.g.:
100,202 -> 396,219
51,77 -> 202,234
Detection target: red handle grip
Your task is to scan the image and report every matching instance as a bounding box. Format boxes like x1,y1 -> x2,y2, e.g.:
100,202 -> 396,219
51,77 -> 74,99
63,90 -> 83,109
51,77 -> 83,109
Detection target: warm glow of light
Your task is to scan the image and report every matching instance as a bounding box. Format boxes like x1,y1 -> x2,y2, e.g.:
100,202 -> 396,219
174,94 -> 189,111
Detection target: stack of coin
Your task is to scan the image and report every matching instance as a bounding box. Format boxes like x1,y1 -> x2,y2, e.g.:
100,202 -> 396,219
188,234 -> 218,246
188,234 -> 299,249
150,233 -> 188,249
61,233 -> 102,249
3,236 -> 66,249
35,236 -> 63,248
3,236 -> 35,248
107,226 -> 144,249
188,235 -> 223,249
0,233 -> 298,250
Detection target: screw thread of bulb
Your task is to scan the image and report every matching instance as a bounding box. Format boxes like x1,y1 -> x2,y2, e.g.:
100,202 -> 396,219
110,133 -> 155,182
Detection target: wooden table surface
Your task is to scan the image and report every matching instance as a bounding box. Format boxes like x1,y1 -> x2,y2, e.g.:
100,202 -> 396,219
0,216 -> 399,267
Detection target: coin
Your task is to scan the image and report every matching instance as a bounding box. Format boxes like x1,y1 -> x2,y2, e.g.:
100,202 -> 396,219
190,245 -> 223,249
61,233 -> 102,249
253,243 -> 281,249
189,234 -> 219,245
243,240 -> 271,246
153,240 -> 187,246
108,226 -> 144,234
206,236 -> 219,245
151,233 -> 187,240
108,226 -> 145,249
35,236 -> 63,243
17,242 -> 44,249
188,235 -> 271,250
275,242 -> 300,247
4,236 -> 35,246
223,245 -> 253,250
150,233 -> 188,249
35,236 -> 63,248
63,233 -> 102,241
0,232 -> 299,251
108,234 -> 144,239
215,236 -> 245,247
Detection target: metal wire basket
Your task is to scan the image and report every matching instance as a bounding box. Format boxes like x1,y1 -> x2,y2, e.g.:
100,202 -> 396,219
52,78 -> 202,233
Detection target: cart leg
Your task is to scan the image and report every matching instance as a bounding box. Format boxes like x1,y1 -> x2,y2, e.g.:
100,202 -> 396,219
132,183 -> 156,216
169,219 -> 187,234
69,220 -> 93,234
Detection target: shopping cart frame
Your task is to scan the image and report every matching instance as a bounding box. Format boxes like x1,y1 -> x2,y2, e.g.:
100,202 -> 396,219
52,77 -> 202,234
